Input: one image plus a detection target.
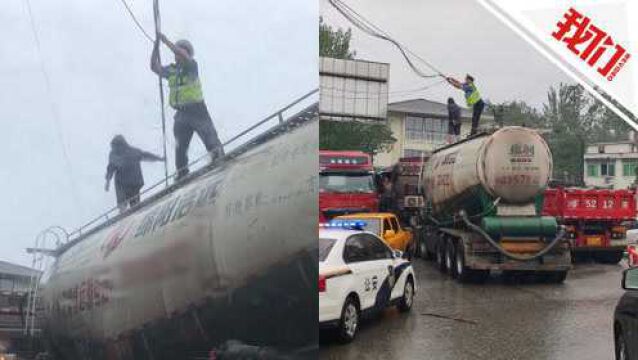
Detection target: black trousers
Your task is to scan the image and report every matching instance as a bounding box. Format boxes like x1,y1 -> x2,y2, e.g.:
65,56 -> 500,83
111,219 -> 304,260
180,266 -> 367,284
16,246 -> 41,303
448,121 -> 461,136
471,99 -> 485,135
174,102 -> 224,178
115,182 -> 142,209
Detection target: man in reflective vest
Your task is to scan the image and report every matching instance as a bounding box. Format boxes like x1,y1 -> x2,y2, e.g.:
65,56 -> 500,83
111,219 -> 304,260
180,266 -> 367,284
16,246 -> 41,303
446,74 -> 484,135
151,33 -> 224,180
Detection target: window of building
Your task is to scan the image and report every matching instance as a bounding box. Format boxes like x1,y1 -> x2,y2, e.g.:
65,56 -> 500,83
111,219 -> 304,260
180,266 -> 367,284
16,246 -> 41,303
587,164 -> 599,177
0,278 -> 14,291
623,160 -> 638,177
405,116 -> 446,143
598,145 -> 605,153
601,162 -> 615,177
403,149 -> 427,158
13,278 -> 29,292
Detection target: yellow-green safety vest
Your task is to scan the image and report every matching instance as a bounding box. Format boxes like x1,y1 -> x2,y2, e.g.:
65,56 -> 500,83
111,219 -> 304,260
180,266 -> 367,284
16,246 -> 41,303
167,65 -> 204,108
464,83 -> 481,107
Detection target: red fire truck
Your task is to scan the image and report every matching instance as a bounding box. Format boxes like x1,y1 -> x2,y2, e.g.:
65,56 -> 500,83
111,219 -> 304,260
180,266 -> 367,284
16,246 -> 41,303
541,187 -> 636,264
319,150 -> 378,222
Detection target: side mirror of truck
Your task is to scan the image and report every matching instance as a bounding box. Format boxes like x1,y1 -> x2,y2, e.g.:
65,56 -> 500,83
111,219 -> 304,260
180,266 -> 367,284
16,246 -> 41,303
393,250 -> 403,259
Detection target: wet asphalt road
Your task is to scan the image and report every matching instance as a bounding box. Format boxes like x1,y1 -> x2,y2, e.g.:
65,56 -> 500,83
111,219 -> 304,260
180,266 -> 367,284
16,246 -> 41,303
319,258 -> 628,360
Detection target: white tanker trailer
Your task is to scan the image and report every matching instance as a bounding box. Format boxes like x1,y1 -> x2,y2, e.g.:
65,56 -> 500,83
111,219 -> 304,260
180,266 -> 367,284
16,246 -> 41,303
419,126 -> 571,283
33,100 -> 319,359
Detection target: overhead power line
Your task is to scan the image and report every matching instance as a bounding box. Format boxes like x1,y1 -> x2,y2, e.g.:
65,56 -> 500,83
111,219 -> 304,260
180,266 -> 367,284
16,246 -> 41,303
320,78 -> 447,100
118,0 -> 154,42
23,0 -> 84,214
327,0 -> 447,79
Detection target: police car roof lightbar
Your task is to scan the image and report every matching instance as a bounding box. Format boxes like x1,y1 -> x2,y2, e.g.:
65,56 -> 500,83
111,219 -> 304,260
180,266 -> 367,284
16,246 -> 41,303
320,220 -> 367,230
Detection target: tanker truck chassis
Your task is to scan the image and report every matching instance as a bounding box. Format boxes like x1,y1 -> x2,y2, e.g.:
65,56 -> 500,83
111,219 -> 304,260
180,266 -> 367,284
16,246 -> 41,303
421,223 -> 571,283
419,127 -> 572,283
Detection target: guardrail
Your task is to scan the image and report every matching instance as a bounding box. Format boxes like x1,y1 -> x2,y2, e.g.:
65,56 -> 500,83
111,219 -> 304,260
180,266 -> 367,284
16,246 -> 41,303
58,89 -> 318,246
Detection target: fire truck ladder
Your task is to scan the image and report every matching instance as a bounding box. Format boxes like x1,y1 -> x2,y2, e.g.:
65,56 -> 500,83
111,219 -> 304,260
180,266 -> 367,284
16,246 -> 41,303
23,90 -> 318,334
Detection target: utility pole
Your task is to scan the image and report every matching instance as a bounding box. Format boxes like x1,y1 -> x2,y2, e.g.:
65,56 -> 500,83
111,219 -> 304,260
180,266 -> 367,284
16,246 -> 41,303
153,0 -> 169,187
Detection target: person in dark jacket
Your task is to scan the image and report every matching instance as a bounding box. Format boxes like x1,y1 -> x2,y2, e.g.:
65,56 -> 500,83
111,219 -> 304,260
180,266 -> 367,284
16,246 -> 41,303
447,97 -> 461,140
105,135 -> 164,212
379,175 -> 397,213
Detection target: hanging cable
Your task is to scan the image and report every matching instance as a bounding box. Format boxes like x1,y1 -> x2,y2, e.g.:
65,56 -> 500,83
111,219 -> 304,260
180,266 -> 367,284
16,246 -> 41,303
332,0 -> 444,76
335,0 -> 445,77
328,0 -> 446,79
23,0 -> 84,213
390,78 -> 447,95
117,0 -> 154,42
152,0 -> 169,186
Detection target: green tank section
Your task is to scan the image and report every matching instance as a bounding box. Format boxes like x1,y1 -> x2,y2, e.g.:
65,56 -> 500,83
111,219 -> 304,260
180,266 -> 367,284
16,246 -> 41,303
426,187 -> 496,226
481,216 -> 558,237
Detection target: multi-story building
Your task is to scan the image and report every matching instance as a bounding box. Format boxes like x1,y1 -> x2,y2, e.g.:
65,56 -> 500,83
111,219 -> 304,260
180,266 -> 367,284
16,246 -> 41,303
0,260 -> 40,355
373,98 -> 494,167
319,57 -> 389,122
584,138 -> 638,189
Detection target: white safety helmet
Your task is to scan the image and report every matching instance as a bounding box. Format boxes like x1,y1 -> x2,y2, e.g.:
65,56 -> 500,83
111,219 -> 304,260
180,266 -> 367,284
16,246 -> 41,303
175,39 -> 194,56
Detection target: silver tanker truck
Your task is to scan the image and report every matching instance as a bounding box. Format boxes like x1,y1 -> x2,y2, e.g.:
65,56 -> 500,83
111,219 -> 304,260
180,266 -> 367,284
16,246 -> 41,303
27,95 -> 319,359
418,126 -> 572,283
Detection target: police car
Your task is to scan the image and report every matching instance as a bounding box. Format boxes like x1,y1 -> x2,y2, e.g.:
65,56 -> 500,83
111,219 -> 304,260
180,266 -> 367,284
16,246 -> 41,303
319,220 -> 416,342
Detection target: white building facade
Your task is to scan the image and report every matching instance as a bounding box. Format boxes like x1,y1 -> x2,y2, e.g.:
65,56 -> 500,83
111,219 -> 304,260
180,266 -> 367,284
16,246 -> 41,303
584,141 -> 638,189
319,57 -> 389,122
373,99 -> 494,168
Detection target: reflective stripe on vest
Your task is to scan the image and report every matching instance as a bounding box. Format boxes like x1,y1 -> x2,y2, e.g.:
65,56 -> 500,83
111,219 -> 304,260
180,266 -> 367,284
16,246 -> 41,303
167,67 -> 204,108
465,83 -> 481,106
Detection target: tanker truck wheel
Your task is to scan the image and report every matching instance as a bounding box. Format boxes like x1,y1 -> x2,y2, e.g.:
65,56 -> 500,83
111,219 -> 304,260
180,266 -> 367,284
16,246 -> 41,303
546,270 -> 568,284
454,241 -> 468,282
445,240 -> 456,277
594,251 -> 624,264
538,270 -> 567,284
420,238 -> 433,260
454,241 -> 488,283
436,239 -> 447,273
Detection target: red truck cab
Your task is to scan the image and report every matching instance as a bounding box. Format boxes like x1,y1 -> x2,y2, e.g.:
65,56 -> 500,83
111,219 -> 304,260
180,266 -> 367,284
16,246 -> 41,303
319,150 -> 378,222
542,187 -> 636,264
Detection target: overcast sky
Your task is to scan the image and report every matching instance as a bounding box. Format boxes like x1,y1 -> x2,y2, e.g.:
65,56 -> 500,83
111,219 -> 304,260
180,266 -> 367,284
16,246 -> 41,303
321,0 -> 571,108
0,0 -> 317,265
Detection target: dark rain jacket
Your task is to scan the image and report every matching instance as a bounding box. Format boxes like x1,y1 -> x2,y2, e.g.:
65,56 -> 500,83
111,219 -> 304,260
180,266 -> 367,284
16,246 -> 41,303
448,102 -> 461,126
106,145 -> 162,188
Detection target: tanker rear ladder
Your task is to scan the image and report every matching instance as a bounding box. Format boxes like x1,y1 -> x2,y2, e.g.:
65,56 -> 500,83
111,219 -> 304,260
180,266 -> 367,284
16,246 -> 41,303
23,89 -> 319,337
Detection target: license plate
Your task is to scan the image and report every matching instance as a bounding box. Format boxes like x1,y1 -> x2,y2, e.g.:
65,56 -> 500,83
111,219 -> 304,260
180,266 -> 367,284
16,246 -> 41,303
586,236 -> 602,247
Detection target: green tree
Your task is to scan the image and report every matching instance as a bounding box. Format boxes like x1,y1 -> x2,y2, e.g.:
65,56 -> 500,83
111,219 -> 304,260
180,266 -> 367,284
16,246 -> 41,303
320,121 -> 397,155
318,18 -> 396,155
319,17 -> 356,59
493,101 -> 544,128
493,83 -> 632,185
542,84 -> 593,185
541,83 -> 632,184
